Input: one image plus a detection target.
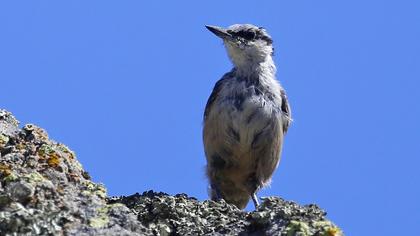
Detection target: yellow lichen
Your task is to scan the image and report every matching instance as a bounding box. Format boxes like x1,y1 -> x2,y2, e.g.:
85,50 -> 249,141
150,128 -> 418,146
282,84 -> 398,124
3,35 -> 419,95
89,216 -> 109,228
38,144 -> 53,159
95,186 -> 107,199
107,203 -> 126,209
47,153 -> 61,167
286,220 -> 310,236
38,144 -> 63,168
83,181 -> 96,191
326,227 -> 343,236
57,144 -> 75,159
24,172 -> 45,183
0,134 -> 9,148
89,206 -> 110,228
0,164 -> 12,177
83,181 -> 107,199
313,221 -> 344,236
3,172 -> 18,183
81,190 -> 92,197
15,142 -> 26,151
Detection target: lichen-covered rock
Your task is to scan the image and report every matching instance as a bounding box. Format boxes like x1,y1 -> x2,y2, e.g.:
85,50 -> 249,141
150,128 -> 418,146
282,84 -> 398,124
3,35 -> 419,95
0,109 -> 149,236
0,109 -> 343,236
109,192 -> 342,236
109,191 -> 249,235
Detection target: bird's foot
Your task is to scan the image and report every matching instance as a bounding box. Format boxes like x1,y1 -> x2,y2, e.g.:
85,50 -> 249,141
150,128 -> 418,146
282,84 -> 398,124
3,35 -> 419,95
251,193 -> 260,209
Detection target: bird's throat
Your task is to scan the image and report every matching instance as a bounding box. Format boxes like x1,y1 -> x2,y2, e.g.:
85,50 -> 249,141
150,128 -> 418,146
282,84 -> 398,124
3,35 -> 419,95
234,56 -> 276,80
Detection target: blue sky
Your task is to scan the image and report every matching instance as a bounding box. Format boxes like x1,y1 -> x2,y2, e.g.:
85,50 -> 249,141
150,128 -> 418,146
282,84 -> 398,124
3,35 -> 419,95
1,1 -> 419,235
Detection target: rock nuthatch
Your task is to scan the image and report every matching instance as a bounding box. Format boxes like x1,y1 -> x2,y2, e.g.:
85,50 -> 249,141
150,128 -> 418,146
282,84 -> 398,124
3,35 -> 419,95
203,24 -> 291,209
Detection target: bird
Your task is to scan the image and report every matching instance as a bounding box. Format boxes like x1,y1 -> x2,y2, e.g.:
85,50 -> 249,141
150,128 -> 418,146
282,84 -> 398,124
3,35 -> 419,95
203,24 -> 292,209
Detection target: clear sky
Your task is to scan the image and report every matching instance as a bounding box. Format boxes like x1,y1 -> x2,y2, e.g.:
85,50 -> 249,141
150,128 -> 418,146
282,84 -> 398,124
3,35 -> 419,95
1,1 -> 419,235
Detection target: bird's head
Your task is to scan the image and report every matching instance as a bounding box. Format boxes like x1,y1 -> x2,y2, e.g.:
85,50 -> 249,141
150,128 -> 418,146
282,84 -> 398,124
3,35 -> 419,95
206,24 -> 274,69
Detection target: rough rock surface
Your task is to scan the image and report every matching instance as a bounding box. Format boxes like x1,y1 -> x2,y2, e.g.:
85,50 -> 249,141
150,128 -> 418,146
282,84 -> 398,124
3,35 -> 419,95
0,109 -> 343,236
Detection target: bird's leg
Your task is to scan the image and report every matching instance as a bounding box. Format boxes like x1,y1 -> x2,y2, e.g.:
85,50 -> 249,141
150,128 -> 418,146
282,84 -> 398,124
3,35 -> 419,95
211,183 -> 222,201
247,173 -> 260,209
251,193 -> 260,208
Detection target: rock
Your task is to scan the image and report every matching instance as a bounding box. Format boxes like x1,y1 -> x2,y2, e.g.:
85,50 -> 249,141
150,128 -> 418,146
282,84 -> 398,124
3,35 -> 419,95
7,181 -> 34,203
0,109 -> 343,235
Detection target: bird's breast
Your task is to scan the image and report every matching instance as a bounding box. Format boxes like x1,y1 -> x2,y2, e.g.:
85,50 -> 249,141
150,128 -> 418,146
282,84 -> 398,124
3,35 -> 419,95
205,77 -> 284,154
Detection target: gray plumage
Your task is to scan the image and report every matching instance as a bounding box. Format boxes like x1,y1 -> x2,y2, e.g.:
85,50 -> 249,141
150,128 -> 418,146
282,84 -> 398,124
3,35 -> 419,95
203,24 -> 291,209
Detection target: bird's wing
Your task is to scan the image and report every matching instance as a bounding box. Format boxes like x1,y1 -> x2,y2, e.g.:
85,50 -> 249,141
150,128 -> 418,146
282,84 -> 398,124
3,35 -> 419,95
280,88 -> 292,133
203,71 -> 234,121
253,89 -> 291,187
251,113 -> 283,188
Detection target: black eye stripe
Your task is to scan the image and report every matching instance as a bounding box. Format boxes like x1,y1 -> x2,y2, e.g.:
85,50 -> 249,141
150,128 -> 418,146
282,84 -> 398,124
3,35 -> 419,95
229,28 -> 273,44
238,31 -> 256,40
231,30 -> 255,40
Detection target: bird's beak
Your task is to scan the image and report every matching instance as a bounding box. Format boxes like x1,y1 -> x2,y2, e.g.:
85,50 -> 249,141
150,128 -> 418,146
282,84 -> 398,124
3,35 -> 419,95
205,25 -> 232,40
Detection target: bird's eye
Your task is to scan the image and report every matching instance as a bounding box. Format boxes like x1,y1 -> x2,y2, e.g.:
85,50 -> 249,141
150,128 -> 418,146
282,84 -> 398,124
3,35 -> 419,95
237,31 -> 256,40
